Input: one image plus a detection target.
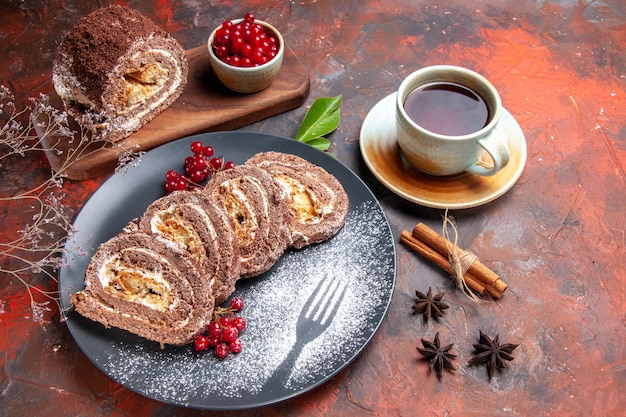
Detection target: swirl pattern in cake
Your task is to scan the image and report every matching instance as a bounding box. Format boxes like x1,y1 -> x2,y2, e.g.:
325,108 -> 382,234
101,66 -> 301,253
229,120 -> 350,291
136,191 -> 240,305
202,165 -> 291,278
247,151 -> 349,249
72,232 -> 214,347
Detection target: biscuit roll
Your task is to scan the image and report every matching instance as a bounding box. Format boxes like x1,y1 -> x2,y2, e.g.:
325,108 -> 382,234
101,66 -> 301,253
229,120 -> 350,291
138,191 -> 240,305
52,5 -> 188,141
246,152 -> 349,249
203,165 -> 290,278
71,232 -> 213,347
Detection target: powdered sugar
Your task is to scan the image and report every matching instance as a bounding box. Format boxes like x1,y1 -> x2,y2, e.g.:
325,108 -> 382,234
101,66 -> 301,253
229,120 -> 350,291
102,200 -> 395,408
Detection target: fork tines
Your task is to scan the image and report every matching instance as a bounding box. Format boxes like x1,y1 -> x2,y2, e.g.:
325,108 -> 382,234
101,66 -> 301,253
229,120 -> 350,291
304,277 -> 347,325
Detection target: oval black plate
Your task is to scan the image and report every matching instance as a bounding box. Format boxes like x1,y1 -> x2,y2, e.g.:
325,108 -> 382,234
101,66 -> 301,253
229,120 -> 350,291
59,132 -> 396,410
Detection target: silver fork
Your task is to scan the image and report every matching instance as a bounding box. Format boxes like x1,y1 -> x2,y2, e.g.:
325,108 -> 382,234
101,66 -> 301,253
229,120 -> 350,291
262,274 -> 347,391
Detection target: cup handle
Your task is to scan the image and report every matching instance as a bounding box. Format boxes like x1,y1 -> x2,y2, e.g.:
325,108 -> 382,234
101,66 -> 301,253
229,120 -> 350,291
466,131 -> 511,176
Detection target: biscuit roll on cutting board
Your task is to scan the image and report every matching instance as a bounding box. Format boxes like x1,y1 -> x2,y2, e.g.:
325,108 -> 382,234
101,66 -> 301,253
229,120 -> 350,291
52,5 -> 188,141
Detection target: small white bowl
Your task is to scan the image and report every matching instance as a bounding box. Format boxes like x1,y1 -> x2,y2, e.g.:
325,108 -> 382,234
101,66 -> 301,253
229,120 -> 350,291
207,18 -> 284,93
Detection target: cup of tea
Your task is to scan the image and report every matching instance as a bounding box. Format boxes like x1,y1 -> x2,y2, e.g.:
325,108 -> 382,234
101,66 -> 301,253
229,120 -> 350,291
395,65 -> 510,177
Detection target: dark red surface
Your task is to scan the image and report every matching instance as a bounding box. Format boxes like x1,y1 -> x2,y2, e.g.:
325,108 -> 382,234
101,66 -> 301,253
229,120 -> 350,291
1,1 -> 624,416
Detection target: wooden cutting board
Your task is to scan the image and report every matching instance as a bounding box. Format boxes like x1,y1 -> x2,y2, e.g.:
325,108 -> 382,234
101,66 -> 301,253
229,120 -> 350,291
38,44 -> 310,180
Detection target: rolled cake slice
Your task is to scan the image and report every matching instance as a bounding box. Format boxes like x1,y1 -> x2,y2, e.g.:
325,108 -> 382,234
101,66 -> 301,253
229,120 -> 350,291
71,232 -> 213,347
202,165 -> 290,278
52,5 -> 188,141
137,191 -> 240,305
246,152 -> 349,249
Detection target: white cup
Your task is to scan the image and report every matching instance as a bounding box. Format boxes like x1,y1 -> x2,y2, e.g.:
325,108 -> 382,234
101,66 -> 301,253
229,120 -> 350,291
396,65 -> 510,176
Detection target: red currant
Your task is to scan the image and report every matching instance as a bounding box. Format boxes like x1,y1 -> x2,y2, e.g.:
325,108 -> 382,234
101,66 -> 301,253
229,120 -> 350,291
164,141 -> 232,194
231,36 -> 245,54
252,50 -> 267,65
192,155 -> 206,170
203,145 -> 214,157
215,343 -> 230,359
221,325 -> 239,343
194,335 -> 209,352
207,333 -> 221,347
215,45 -> 228,58
165,179 -> 177,194
251,24 -> 263,37
230,297 -> 244,311
229,338 -> 243,353
219,315 -> 232,328
208,321 -> 222,336
189,296 -> 249,355
211,14 -> 279,67
241,43 -> 253,57
175,178 -> 188,191
230,55 -> 241,67
233,316 -> 247,332
210,157 -> 223,170
190,141 -> 204,155
166,169 -> 179,181
189,170 -> 205,183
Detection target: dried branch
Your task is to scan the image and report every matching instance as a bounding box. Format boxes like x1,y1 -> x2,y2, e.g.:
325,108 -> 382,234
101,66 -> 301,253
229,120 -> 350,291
0,84 -> 142,323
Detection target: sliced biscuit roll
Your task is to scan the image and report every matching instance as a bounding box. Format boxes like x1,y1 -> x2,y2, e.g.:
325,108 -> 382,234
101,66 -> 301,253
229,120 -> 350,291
71,232 -> 213,347
246,152 -> 349,249
202,165 -> 290,278
52,5 -> 188,141
137,191 -> 240,304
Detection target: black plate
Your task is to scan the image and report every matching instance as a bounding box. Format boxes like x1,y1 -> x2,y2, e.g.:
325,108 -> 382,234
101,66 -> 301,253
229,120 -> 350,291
59,132 -> 396,410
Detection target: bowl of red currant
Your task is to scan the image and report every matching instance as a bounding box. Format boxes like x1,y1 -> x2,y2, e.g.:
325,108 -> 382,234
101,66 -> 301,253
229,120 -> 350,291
208,13 -> 284,93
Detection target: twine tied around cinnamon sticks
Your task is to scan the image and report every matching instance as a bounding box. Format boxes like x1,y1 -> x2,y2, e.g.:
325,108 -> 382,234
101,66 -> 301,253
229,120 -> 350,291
400,212 -> 508,300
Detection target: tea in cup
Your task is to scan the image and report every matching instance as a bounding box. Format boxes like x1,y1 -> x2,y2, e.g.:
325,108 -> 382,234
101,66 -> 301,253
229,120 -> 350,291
395,65 -> 510,176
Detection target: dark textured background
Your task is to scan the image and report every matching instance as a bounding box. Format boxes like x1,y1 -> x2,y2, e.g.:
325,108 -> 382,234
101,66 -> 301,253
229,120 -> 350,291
1,0 -> 624,415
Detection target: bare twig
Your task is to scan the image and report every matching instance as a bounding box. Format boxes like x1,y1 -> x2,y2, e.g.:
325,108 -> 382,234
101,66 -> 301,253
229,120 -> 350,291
0,85 -> 141,323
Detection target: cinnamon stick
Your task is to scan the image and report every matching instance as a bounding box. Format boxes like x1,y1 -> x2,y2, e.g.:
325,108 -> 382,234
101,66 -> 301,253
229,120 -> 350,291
411,223 -> 507,298
400,230 -> 486,295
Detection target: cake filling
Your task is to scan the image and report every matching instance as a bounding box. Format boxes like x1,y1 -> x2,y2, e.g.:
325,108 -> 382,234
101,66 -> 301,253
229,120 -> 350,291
223,190 -> 257,245
113,49 -> 184,129
99,253 -> 173,311
214,177 -> 270,245
123,62 -> 168,106
152,208 -> 205,262
276,174 -> 322,224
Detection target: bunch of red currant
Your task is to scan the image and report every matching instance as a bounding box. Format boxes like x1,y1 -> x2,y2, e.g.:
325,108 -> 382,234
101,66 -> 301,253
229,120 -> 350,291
193,297 -> 247,359
164,141 -> 235,194
212,13 -> 280,68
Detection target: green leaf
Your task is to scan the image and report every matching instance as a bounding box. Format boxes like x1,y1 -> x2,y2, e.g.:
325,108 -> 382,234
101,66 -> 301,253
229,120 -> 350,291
295,95 -> 342,144
304,137 -> 331,151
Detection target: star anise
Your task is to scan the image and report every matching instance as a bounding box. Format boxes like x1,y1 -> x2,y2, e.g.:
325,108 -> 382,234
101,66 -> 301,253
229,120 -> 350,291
412,287 -> 449,322
468,330 -> 519,380
417,332 -> 457,380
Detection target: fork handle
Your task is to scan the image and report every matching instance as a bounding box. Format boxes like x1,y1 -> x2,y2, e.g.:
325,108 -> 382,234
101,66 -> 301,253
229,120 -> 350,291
261,341 -> 305,391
